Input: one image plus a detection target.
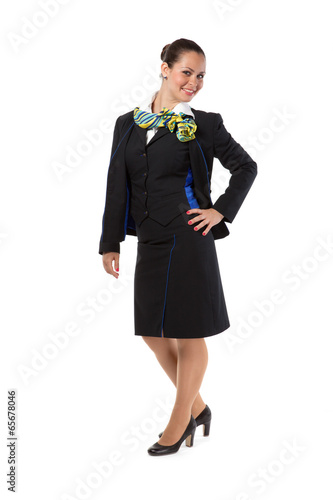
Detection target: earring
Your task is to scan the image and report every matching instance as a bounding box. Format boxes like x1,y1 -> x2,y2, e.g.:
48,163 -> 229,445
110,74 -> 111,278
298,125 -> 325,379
163,75 -> 167,80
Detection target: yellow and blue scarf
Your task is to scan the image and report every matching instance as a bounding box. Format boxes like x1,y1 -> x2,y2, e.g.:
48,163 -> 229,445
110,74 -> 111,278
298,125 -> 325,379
133,106 -> 197,142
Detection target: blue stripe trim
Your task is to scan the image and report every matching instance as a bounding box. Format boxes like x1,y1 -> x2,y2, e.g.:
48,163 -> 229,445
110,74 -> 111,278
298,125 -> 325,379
160,234 -> 176,337
124,178 -> 130,240
101,122 -> 134,241
184,166 -> 200,208
110,122 -> 134,162
195,138 -> 212,203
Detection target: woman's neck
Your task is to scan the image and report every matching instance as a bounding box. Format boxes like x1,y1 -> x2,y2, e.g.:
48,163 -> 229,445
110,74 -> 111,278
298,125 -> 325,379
151,90 -> 181,114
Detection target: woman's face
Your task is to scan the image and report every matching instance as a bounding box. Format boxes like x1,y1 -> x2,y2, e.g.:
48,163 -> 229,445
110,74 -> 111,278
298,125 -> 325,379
162,51 -> 206,102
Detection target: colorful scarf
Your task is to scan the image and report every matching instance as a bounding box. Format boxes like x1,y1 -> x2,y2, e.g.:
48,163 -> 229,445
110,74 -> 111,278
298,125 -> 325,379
133,106 -> 197,142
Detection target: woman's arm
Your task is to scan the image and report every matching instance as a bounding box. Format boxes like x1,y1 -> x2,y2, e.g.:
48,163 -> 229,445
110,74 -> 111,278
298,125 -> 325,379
212,112 -> 258,223
99,116 -> 126,256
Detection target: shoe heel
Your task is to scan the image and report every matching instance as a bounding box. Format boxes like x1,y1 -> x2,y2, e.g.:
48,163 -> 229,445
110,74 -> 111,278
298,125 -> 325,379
203,421 -> 211,436
185,430 -> 195,447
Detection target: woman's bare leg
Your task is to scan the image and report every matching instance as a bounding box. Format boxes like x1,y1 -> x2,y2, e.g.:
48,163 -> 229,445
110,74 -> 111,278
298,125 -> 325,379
142,334 -> 207,418
142,335 -> 209,445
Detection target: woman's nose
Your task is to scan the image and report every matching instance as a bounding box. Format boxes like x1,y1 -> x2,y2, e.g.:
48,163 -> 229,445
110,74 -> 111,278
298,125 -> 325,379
189,75 -> 197,86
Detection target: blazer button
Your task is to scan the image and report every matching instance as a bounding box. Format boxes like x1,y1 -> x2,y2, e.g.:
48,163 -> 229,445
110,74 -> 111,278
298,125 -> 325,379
142,153 -> 147,157
143,172 -> 147,176
144,191 -> 147,195
144,210 -> 148,215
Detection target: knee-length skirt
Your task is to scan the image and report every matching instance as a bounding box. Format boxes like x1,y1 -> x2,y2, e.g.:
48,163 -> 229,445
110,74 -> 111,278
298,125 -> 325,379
134,211 -> 230,339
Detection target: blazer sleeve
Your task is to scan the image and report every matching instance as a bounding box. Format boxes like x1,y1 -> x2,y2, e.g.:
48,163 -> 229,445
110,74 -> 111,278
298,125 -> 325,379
212,112 -> 257,223
99,117 -> 122,255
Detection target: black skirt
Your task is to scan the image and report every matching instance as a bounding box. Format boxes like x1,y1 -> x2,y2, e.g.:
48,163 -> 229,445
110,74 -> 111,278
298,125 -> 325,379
134,211 -> 230,339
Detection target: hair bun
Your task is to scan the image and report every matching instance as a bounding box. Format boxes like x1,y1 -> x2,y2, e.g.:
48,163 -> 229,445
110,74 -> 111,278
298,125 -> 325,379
161,44 -> 171,61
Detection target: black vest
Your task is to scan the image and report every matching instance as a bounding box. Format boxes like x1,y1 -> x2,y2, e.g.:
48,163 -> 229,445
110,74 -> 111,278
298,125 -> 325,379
125,124 -> 200,227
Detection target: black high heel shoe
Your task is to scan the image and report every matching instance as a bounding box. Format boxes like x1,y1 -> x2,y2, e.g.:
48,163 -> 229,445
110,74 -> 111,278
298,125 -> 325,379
147,415 -> 197,456
158,404 -> 211,438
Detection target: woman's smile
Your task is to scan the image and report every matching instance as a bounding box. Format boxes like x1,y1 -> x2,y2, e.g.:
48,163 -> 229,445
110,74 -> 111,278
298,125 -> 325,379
181,88 -> 196,96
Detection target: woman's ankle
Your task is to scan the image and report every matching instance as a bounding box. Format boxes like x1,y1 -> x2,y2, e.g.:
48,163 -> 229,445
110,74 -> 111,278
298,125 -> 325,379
191,398 -> 206,419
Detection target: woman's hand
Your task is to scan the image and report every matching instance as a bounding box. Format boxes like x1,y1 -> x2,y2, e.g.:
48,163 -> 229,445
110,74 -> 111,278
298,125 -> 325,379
102,252 -> 119,279
186,208 -> 224,235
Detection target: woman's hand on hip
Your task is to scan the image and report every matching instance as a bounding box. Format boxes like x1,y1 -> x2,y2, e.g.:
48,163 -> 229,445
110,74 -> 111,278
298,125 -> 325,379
186,208 -> 224,235
102,252 -> 119,278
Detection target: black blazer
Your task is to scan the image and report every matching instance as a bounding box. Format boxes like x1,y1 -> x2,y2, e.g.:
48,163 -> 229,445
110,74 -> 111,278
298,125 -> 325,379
99,108 -> 257,255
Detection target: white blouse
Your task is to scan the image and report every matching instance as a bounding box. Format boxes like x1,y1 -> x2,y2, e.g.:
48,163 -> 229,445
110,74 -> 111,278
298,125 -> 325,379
140,90 -> 195,144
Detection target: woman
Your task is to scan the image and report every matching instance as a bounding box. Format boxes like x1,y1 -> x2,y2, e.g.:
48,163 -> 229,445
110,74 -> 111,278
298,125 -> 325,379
99,38 -> 257,456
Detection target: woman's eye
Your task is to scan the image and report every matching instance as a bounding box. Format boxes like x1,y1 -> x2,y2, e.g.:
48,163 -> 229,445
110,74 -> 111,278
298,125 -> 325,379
183,71 -> 205,79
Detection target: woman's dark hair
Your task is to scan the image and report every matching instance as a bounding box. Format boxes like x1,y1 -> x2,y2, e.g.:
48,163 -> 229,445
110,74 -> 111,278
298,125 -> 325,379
160,38 -> 205,76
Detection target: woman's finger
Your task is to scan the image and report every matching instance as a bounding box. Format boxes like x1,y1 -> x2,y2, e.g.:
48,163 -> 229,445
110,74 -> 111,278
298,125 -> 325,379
114,256 -> 119,272
193,218 -> 209,231
188,211 -> 206,226
202,223 -> 212,235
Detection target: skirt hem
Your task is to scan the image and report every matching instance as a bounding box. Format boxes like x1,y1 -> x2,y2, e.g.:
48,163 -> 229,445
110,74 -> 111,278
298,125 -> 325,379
134,322 -> 230,339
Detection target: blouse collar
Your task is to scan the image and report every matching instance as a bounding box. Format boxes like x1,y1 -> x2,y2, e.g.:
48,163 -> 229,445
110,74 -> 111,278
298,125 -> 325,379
140,90 -> 195,119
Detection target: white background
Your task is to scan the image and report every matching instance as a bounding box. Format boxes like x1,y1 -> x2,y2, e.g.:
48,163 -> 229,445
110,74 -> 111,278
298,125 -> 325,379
1,0 -> 332,498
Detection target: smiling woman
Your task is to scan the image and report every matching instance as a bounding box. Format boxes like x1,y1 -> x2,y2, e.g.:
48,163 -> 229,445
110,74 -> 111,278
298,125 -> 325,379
99,37 -> 258,457
152,40 -> 206,109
